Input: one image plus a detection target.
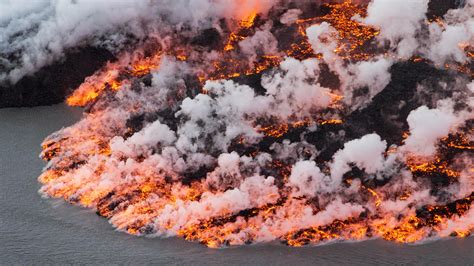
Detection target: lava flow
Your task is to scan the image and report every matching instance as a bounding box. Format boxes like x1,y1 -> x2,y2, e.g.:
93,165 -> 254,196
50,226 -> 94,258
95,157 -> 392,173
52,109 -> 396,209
37,0 -> 473,248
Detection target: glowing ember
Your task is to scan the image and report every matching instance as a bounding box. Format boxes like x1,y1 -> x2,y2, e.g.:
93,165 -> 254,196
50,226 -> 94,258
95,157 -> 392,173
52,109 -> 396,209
66,51 -> 162,107
36,1 -> 474,248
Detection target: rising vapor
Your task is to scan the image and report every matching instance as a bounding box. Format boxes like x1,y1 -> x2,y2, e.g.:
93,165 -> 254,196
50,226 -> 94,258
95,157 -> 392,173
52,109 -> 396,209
1,0 -> 472,247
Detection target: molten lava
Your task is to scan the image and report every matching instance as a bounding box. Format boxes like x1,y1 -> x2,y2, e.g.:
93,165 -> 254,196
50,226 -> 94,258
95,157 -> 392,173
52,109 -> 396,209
38,1 -> 473,248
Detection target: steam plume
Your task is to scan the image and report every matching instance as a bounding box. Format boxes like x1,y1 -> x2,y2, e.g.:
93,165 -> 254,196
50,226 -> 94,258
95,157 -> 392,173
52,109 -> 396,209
4,0 -> 470,247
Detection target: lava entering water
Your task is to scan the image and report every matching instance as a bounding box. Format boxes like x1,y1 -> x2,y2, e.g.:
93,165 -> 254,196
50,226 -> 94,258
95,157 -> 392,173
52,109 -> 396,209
36,0 -> 473,248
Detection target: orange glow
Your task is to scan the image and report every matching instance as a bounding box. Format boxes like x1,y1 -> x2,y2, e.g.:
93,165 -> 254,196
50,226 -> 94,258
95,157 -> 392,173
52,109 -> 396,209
223,12 -> 257,52
406,144 -> 463,180
379,216 -> 426,243
318,119 -> 343,125
299,1 -> 380,61
239,12 -> 257,29
130,53 -> 161,76
37,1 -> 474,249
66,51 -> 162,107
258,119 -> 311,138
66,63 -> 121,107
366,187 -> 382,207
454,230 -> 471,238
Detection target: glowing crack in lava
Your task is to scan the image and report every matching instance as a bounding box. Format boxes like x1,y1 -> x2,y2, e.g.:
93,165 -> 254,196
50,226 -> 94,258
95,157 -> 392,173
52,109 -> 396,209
38,1 -> 473,248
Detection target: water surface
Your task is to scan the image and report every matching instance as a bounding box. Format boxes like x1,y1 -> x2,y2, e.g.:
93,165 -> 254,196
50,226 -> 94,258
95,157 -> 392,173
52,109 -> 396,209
0,104 -> 473,264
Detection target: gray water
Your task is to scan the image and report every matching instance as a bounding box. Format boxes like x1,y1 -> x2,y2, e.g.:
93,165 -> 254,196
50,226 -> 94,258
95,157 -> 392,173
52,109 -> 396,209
0,104 -> 473,265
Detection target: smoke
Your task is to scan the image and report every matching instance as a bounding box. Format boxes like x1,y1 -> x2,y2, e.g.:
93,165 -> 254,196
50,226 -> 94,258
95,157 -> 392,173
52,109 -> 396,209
0,0 -> 277,85
425,1 -> 474,64
279,9 -> 302,25
403,100 -> 464,157
306,22 -> 340,70
1,0 -> 151,84
361,0 -> 429,58
361,0 -> 473,64
261,58 -> 332,118
344,56 -> 393,108
288,160 -> 327,197
17,0 -> 473,247
239,26 -> 280,64
330,133 -> 387,183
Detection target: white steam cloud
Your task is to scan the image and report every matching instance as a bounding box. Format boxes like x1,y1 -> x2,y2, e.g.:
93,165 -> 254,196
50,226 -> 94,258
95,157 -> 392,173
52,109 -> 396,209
0,0 -> 276,84
9,0 -> 470,247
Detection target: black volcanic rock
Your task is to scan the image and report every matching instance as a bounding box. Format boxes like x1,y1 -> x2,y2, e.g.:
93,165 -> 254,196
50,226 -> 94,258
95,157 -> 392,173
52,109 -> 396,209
427,0 -> 465,19
0,47 -> 113,108
190,28 -> 222,50
303,60 -> 461,163
344,61 -> 452,146
0,0 -> 465,108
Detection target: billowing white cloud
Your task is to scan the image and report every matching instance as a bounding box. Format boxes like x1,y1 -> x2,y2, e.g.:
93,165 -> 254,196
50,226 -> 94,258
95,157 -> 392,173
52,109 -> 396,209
403,99 -> 468,157
331,133 -> 387,182
361,0 -> 429,57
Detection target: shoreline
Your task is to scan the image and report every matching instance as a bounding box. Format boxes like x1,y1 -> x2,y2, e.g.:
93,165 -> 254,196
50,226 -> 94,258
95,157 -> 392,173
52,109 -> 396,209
0,103 -> 472,264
